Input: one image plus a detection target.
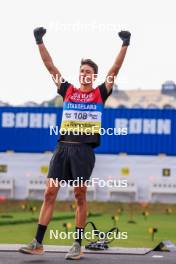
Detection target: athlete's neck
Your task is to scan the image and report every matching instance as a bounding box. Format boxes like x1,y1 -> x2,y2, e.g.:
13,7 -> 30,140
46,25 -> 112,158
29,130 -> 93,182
80,84 -> 93,92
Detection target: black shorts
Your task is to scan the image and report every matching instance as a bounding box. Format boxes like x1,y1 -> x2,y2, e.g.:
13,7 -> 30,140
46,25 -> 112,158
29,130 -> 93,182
47,142 -> 95,183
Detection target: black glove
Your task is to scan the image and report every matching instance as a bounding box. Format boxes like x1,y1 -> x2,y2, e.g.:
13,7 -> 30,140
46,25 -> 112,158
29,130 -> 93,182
33,27 -> 46,44
118,31 -> 131,47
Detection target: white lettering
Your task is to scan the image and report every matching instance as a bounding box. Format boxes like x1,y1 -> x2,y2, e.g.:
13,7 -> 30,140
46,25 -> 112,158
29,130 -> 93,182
115,118 -> 171,135
50,230 -> 58,239
43,114 -> 56,128
1,112 -> 57,128
143,119 -> 156,134
50,126 -> 59,135
29,114 -> 42,128
129,119 -> 142,134
157,119 -> 171,134
2,113 -> 14,127
16,113 -> 28,128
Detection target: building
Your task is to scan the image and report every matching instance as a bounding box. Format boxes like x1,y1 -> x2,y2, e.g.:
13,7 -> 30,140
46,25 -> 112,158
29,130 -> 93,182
106,81 -> 176,109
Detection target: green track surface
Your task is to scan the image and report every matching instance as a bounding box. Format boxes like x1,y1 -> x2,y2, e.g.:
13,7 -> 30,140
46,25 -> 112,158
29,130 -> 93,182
0,200 -> 176,248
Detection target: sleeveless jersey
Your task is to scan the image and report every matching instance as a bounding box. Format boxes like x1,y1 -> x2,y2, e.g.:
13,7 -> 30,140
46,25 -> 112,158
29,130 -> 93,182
58,81 -> 111,147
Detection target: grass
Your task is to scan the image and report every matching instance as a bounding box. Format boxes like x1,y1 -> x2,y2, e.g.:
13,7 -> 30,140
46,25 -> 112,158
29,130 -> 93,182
0,200 -> 176,248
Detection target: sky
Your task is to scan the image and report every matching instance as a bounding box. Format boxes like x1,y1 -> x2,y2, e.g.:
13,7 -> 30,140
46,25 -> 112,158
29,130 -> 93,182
0,0 -> 176,105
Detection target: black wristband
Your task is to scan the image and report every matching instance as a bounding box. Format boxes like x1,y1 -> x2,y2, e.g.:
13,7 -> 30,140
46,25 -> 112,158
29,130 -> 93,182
35,38 -> 43,45
122,39 -> 130,47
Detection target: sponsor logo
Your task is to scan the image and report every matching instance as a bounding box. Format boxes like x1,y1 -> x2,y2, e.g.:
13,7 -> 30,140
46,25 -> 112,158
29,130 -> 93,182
115,118 -> 171,135
1,112 -> 56,128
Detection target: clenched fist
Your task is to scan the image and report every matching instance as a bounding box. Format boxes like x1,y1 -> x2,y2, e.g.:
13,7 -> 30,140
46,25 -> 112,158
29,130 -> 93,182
118,31 -> 131,47
33,27 -> 46,44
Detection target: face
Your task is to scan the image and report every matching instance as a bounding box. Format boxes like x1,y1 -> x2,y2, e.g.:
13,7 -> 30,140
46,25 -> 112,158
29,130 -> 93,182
79,64 -> 97,86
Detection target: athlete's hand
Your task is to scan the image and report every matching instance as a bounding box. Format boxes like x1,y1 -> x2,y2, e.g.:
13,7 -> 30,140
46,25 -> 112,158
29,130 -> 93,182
118,31 -> 131,47
33,27 -> 46,44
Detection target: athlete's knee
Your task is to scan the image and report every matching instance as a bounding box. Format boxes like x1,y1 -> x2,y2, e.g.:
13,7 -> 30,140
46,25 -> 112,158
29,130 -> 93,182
44,187 -> 58,203
74,187 -> 87,206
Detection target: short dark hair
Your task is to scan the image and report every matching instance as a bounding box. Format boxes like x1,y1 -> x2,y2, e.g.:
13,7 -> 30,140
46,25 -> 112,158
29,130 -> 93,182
80,59 -> 98,74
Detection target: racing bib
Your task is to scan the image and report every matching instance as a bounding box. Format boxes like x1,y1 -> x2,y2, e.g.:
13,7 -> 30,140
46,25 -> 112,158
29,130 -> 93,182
60,86 -> 103,135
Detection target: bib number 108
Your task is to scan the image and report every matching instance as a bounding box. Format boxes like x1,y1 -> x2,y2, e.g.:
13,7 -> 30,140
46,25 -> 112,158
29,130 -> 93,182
74,112 -> 87,119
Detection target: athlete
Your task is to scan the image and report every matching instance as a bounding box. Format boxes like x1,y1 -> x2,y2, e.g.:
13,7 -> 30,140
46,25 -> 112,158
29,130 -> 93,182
19,27 -> 131,259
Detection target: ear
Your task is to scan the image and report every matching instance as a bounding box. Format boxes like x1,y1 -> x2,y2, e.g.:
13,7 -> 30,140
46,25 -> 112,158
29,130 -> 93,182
93,73 -> 98,81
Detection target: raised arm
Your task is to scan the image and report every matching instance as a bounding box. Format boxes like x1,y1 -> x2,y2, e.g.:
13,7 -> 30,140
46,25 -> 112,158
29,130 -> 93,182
105,31 -> 131,93
33,27 -> 62,89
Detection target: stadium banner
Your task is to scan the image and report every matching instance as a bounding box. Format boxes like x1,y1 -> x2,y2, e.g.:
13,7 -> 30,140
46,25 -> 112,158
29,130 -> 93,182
0,107 -> 175,155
